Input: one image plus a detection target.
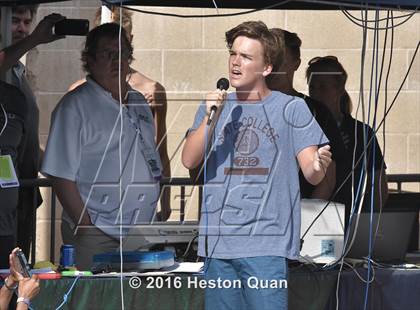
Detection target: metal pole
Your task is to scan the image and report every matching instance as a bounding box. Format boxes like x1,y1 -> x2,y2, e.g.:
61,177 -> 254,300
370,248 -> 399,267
180,186 -> 185,222
50,188 -> 56,263
31,190 -> 37,265
198,186 -> 203,216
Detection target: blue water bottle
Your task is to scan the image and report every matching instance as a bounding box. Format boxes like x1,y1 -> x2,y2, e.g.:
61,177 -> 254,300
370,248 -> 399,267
60,244 -> 76,267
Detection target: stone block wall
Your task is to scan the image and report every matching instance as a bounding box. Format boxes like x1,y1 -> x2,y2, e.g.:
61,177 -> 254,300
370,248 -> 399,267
27,1 -> 419,261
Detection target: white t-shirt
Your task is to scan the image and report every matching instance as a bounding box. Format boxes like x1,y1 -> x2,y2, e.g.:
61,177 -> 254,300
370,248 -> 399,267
42,77 -> 161,238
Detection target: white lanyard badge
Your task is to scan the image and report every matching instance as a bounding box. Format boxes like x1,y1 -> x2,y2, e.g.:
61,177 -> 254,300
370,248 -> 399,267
124,105 -> 162,181
0,154 -> 19,188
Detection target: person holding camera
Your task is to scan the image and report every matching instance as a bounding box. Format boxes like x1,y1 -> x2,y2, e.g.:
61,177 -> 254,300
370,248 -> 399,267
0,81 -> 29,269
0,5 -> 65,260
0,248 -> 40,310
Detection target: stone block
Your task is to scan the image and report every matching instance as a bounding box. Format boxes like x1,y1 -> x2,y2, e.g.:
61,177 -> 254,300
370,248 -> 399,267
297,49 -> 409,93
27,50 -> 84,92
131,6 -> 203,49
38,93 -> 63,135
408,134 -> 420,173
286,11 -> 362,49
407,49 -> 420,91
163,50 -> 228,92
131,50 -> 163,82
203,8 -> 286,49
382,134 -> 407,173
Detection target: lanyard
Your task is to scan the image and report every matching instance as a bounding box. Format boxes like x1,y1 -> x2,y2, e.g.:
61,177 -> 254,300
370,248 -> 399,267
122,104 -> 162,181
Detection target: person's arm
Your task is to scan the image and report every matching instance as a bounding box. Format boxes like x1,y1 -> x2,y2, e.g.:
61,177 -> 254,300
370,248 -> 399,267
0,248 -> 24,310
182,90 -> 226,169
0,14 -> 65,74
16,275 -> 40,310
50,176 -> 92,226
0,277 -> 18,310
152,83 -> 171,221
311,160 -> 336,200
154,83 -> 171,179
297,145 -> 332,186
67,78 -> 86,92
182,118 -> 210,170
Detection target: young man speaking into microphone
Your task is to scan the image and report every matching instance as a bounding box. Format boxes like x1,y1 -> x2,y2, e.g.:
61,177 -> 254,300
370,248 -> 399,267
182,21 -> 332,310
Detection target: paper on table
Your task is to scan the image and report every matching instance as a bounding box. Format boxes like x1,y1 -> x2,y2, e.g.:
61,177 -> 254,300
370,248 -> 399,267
161,262 -> 204,273
90,262 -> 204,277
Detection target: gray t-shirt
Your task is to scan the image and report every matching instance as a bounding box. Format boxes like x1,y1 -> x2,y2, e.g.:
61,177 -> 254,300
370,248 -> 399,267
190,91 -> 328,259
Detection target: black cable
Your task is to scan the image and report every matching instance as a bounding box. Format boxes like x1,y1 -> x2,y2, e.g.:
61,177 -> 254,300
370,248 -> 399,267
104,0 -> 418,21
341,9 -> 418,30
102,0 -> 418,266
343,9 -> 418,23
181,235 -> 199,259
380,11 -> 394,208
103,0 -> 292,18
375,11 -> 389,110
362,17 -> 382,302
331,10 -> 371,287
301,39 -> 419,242
375,40 -> 419,140
103,0 -> 418,22
370,10 -> 390,245
324,37 -> 412,272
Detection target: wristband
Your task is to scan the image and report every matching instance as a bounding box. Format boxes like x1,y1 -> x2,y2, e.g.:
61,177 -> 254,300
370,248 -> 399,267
17,297 -> 31,306
4,277 -> 18,291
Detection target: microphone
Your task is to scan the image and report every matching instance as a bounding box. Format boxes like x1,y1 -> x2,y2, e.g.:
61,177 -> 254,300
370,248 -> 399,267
207,78 -> 229,125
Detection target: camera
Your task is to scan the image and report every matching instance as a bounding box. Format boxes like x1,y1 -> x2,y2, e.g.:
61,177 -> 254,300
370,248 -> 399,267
16,250 -> 31,278
53,19 -> 89,36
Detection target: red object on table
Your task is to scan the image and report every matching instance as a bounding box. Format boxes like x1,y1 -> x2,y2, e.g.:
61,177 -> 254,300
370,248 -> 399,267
36,273 -> 62,280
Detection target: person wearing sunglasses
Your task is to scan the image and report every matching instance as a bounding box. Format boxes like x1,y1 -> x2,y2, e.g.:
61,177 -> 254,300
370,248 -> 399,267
306,56 -> 388,223
267,28 -> 345,201
68,7 -> 171,222
41,24 -> 162,270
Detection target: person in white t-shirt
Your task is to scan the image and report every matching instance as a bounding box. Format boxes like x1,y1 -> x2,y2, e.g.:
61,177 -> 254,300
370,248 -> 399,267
42,23 -> 161,270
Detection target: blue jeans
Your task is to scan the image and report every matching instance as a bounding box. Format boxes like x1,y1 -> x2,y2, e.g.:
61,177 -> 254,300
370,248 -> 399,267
204,256 -> 288,310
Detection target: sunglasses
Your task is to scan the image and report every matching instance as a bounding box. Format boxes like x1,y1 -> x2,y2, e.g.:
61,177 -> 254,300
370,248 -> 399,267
95,49 -> 132,61
308,55 -> 338,66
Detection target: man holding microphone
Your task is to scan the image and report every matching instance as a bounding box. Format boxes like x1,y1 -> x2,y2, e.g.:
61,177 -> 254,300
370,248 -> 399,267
182,21 -> 332,310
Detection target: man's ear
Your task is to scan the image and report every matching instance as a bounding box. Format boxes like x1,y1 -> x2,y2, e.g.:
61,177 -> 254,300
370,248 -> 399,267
262,64 -> 273,77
